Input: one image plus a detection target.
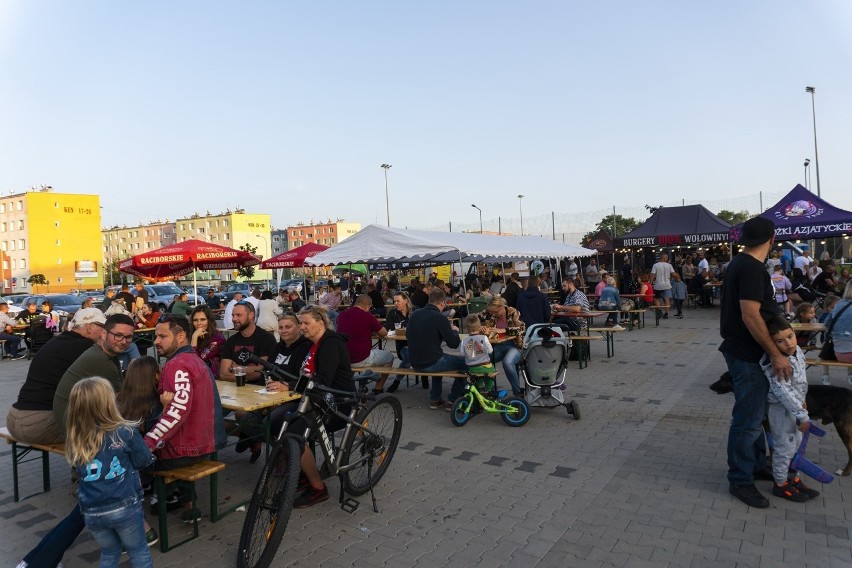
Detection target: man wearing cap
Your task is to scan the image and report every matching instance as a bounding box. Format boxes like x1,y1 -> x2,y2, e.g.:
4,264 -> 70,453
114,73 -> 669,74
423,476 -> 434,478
53,314 -> 136,437
720,217 -> 790,509
5,308 -> 107,444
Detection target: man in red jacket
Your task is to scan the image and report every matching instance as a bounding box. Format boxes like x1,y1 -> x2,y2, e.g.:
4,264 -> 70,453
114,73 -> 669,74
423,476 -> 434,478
145,314 -> 216,523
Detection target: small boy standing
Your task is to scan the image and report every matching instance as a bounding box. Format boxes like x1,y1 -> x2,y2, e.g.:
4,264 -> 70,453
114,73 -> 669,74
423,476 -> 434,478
761,316 -> 820,502
670,273 -> 687,319
460,314 -> 497,392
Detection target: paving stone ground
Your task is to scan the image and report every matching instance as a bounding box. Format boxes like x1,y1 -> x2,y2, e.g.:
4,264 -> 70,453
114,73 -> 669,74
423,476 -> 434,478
1,307 -> 850,567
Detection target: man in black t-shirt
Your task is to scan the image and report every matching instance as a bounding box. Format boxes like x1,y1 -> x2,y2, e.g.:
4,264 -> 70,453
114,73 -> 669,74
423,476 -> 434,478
720,217 -> 791,509
811,264 -> 837,294
219,302 -> 277,385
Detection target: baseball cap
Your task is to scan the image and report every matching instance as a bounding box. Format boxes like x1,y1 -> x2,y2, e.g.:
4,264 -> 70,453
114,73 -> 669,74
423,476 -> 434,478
71,308 -> 107,327
738,217 -> 775,247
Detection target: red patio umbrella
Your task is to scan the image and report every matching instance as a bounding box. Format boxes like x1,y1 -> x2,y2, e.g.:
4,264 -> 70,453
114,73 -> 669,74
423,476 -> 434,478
260,242 -> 328,269
119,239 -> 261,295
261,242 -> 329,295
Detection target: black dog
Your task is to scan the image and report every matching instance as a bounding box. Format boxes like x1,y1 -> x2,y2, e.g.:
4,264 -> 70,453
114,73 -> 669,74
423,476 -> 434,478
710,372 -> 852,476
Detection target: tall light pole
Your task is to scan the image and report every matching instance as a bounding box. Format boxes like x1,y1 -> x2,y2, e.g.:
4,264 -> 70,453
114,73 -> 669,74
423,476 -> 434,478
471,204 -> 483,233
381,164 -> 392,226
517,194 -> 525,235
804,158 -> 811,188
805,86 -> 821,197
255,234 -> 270,291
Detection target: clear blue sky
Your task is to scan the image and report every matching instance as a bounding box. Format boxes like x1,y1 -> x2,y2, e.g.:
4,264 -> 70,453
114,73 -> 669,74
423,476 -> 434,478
2,1 -> 850,237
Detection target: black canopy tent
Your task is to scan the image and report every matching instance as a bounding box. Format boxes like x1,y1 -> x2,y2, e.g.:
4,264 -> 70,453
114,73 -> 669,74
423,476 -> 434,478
613,204 -> 732,249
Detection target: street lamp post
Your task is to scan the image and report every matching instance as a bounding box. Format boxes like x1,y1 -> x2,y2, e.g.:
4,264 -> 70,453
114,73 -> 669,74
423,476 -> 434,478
804,158 -> 811,188
517,194 -> 525,235
381,164 -> 392,226
255,234 -> 270,291
471,204 -> 483,233
805,86 -> 821,197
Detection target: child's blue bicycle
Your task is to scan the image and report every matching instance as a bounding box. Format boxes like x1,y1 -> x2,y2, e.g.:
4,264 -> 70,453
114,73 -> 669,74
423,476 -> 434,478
450,373 -> 531,427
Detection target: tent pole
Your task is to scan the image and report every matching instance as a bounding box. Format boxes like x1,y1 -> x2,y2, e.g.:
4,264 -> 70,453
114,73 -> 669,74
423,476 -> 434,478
193,264 -> 198,305
456,250 -> 466,300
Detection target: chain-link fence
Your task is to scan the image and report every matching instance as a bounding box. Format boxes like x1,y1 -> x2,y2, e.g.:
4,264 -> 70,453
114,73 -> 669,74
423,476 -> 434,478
418,190 -> 787,245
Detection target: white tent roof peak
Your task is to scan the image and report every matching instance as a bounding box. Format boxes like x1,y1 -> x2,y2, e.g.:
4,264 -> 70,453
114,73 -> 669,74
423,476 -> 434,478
305,224 -> 596,266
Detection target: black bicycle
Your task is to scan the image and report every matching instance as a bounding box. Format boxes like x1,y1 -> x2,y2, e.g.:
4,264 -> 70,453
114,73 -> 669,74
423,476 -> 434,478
237,355 -> 403,568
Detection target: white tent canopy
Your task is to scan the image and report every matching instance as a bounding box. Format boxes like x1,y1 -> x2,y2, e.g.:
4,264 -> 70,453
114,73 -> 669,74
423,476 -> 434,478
305,224 -> 597,266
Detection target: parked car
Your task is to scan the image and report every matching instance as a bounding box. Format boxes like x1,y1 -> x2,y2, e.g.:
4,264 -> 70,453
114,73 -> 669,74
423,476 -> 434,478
0,295 -> 24,315
77,290 -> 105,304
142,284 -> 205,312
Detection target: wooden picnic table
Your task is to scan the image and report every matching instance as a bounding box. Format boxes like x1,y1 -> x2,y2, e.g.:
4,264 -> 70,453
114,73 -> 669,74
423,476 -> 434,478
791,322 -> 827,332
216,380 -> 300,412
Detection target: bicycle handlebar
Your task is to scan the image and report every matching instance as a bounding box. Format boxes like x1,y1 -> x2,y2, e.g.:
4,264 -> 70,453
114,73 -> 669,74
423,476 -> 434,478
246,353 -> 367,401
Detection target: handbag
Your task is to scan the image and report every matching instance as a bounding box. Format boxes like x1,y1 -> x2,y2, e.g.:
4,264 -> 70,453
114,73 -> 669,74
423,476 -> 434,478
819,301 -> 852,360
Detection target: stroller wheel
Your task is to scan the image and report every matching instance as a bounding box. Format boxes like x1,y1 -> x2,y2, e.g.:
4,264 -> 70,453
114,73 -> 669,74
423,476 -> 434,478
567,400 -> 580,420
450,397 -> 473,427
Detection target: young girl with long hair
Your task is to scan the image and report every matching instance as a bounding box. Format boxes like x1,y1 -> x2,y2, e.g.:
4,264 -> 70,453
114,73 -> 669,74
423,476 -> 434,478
66,377 -> 155,567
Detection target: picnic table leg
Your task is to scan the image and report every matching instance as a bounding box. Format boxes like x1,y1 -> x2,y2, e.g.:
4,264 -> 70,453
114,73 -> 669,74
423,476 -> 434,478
605,332 -> 614,357
12,442 -> 20,502
42,448 -> 50,494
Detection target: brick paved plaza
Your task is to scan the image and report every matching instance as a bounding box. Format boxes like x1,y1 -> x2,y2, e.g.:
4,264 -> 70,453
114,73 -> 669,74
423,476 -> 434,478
1,307 -> 850,567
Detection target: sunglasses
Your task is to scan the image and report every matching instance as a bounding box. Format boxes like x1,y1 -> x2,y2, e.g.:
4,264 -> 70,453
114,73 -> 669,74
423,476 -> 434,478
158,314 -> 189,324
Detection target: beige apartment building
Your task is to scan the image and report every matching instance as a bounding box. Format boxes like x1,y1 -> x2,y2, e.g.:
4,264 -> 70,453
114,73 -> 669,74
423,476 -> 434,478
286,219 -> 361,278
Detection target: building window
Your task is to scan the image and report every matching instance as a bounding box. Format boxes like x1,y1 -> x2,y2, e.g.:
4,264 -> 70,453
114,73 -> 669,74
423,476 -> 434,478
57,258 -> 61,264
10,241 -> 15,251
20,259 -> 25,268
0,222 -> 4,232
189,223 -> 194,230
56,240 -> 60,245
16,200 -> 23,211
1,241 -> 5,251
11,259 -> 16,269
18,220 -> 24,230
223,233 -> 230,240
55,221 -> 60,228
180,224 -> 185,231
58,277 -> 62,283
0,204 -> 5,213
19,239 -> 25,249
2,260 -> 7,269
223,220 -> 228,227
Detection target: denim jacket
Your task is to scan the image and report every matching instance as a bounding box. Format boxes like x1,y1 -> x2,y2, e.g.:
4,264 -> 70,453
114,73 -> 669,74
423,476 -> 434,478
826,300 -> 852,353
75,425 -> 154,515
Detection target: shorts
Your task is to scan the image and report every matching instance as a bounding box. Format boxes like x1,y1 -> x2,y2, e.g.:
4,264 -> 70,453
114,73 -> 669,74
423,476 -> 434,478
654,289 -> 672,299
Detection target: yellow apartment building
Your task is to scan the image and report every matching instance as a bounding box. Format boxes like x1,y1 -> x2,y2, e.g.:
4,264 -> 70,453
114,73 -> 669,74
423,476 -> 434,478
1,187 -> 102,294
173,210 -> 273,283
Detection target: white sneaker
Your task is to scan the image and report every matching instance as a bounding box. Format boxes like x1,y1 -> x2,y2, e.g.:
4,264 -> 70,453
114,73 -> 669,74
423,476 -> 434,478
611,325 -> 624,330
16,562 -> 27,568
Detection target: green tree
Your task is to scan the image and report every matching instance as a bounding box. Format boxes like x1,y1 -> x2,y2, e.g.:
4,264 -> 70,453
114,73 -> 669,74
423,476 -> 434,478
582,214 -> 642,245
237,243 -> 257,280
716,209 -> 751,225
27,273 -> 47,293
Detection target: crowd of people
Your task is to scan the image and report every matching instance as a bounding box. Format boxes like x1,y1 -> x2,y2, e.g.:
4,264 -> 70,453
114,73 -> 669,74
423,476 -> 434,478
7,244 -> 852,564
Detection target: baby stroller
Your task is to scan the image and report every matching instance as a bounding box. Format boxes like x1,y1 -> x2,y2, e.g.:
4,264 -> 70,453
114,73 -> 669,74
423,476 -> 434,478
518,323 -> 580,420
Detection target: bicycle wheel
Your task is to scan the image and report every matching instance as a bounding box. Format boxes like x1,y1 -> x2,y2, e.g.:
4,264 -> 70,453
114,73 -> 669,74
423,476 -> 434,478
500,396 -> 531,427
238,437 -> 300,568
341,395 -> 403,497
450,395 -> 474,427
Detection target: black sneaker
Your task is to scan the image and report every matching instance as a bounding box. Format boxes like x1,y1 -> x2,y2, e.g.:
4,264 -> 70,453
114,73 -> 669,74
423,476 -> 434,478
180,508 -> 203,523
662,313 -> 668,319
790,476 -> 820,499
386,379 -> 401,394
771,481 -> 809,503
293,484 -> 329,509
146,529 -> 159,547
729,484 -> 770,508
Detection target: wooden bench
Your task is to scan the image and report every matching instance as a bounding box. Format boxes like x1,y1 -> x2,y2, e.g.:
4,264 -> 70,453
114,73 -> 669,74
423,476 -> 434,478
806,358 -> 852,384
152,460 -> 226,552
587,326 -> 627,358
589,309 -> 647,330
0,426 -> 65,502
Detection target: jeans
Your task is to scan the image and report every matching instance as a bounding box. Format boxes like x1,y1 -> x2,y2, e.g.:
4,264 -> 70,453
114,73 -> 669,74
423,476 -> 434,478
724,352 -> 769,486
85,502 -> 152,568
22,504 -> 85,568
491,343 -> 523,395
0,331 -> 22,355
414,355 -> 467,402
394,346 -> 411,380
